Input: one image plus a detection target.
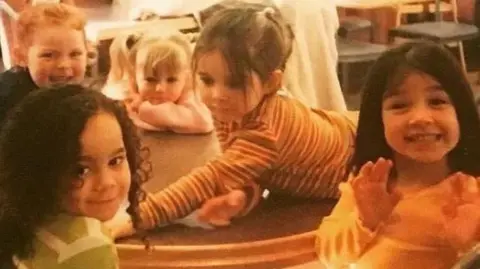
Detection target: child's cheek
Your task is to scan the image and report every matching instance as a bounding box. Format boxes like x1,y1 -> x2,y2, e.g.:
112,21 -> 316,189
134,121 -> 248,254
30,69 -> 51,88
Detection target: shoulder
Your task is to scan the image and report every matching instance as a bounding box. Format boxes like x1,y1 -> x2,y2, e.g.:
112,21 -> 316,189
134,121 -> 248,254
36,215 -> 117,266
0,67 -> 33,88
258,93 -> 309,124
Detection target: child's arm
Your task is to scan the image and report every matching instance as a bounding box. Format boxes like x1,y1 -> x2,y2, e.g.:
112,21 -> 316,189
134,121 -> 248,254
137,97 -> 213,134
129,110 -> 167,131
136,123 -> 277,231
316,181 -> 380,267
316,159 -> 400,267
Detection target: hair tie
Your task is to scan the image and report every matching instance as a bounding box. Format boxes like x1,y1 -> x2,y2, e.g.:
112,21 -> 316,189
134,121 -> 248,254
259,7 -> 275,18
126,33 -> 143,49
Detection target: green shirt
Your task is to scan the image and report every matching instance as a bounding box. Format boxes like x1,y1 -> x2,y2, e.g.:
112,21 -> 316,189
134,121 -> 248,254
14,214 -> 118,269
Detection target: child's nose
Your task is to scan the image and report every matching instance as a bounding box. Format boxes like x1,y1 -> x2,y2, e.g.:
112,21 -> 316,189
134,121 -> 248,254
155,83 -> 166,93
56,57 -> 72,69
94,169 -> 116,191
409,105 -> 434,125
210,87 -> 224,102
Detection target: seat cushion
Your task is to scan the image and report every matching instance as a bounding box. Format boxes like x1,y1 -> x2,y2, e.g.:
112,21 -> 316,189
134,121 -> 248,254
337,38 -> 388,63
389,22 -> 479,43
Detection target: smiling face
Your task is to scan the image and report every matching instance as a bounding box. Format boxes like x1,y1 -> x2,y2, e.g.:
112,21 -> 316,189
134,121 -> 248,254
18,25 -> 87,87
62,112 -> 131,222
382,71 -> 460,164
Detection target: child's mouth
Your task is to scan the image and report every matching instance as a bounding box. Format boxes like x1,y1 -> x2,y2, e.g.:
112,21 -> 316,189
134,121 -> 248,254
404,134 -> 442,143
49,76 -> 73,84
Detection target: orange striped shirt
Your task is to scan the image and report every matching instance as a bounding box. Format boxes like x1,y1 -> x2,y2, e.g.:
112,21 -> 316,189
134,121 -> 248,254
139,93 -> 356,229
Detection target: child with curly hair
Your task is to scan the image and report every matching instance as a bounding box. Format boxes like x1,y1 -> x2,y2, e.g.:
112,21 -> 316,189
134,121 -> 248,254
0,84 -> 150,268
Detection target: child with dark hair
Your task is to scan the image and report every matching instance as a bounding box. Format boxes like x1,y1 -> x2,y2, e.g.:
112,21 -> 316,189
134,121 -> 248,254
316,41 -> 480,269
0,84 -> 150,268
110,5 -> 358,237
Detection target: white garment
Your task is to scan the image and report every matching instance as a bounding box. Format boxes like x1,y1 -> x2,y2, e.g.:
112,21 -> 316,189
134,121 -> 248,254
114,0 -> 223,18
278,0 -> 346,111
113,0 -> 346,111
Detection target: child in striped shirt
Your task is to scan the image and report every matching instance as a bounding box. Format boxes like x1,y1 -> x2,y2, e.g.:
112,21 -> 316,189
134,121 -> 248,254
111,4 -> 358,237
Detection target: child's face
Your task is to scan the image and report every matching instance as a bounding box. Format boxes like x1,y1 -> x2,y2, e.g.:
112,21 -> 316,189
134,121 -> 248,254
19,25 -> 87,87
195,50 -> 265,122
63,112 -> 131,222
382,71 -> 460,164
135,63 -> 187,104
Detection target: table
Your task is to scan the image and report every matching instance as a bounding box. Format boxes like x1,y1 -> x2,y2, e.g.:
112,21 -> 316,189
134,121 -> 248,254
335,0 -> 434,9
334,0 -> 437,44
115,131 -> 336,269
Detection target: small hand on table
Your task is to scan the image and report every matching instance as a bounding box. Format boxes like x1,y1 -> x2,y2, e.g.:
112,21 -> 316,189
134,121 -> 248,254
197,190 -> 247,227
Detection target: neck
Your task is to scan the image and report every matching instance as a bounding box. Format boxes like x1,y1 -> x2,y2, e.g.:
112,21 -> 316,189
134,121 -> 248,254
394,156 -> 451,188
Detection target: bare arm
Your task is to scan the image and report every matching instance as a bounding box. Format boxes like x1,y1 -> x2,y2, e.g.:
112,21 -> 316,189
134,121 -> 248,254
138,97 -> 214,134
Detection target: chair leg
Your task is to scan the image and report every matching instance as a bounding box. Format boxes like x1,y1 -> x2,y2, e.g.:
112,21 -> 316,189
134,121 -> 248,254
342,63 -> 349,92
457,41 -> 467,72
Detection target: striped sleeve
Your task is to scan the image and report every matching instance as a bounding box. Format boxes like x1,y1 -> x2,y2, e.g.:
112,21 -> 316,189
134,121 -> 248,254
139,122 -> 279,229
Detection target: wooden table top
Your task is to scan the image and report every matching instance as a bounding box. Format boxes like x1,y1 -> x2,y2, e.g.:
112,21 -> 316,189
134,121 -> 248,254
118,131 -> 336,245
116,131 -> 336,269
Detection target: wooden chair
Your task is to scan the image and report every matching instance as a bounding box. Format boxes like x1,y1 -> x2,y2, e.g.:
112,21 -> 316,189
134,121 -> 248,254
395,0 -> 457,26
337,17 -> 388,92
389,0 -> 478,72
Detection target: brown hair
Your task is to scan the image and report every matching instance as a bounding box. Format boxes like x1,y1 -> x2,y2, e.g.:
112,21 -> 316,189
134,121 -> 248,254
15,3 -> 87,48
192,4 -> 294,89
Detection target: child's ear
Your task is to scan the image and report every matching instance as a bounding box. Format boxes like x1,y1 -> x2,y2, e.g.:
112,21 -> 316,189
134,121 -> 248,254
265,69 -> 283,94
13,46 -> 28,67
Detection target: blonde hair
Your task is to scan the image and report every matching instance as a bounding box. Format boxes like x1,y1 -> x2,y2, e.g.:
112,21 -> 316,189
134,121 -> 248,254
15,3 -> 86,48
107,29 -> 193,95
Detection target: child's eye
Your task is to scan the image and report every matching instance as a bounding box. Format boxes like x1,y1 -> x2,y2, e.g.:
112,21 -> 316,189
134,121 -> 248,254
166,77 -> 178,83
109,156 -> 125,166
145,77 -> 157,83
388,101 -> 408,110
70,51 -> 84,58
75,165 -> 90,178
39,52 -> 54,58
429,97 -> 449,106
199,76 -> 214,86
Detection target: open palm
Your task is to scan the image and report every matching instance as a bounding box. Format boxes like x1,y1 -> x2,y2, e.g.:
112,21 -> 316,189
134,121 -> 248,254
352,158 -> 401,231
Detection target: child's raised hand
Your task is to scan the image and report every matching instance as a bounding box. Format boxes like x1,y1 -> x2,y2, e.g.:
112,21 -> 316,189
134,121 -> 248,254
352,158 -> 401,231
196,190 -> 247,227
443,173 -> 480,250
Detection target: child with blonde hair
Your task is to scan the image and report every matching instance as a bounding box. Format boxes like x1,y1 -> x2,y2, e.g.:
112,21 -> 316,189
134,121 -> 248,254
316,41 -> 480,269
109,5 -> 359,237
0,3 -> 88,125
103,29 -> 213,134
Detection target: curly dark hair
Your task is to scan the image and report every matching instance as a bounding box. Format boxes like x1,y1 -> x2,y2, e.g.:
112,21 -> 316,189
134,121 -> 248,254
0,84 -> 151,266
351,41 -> 480,177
